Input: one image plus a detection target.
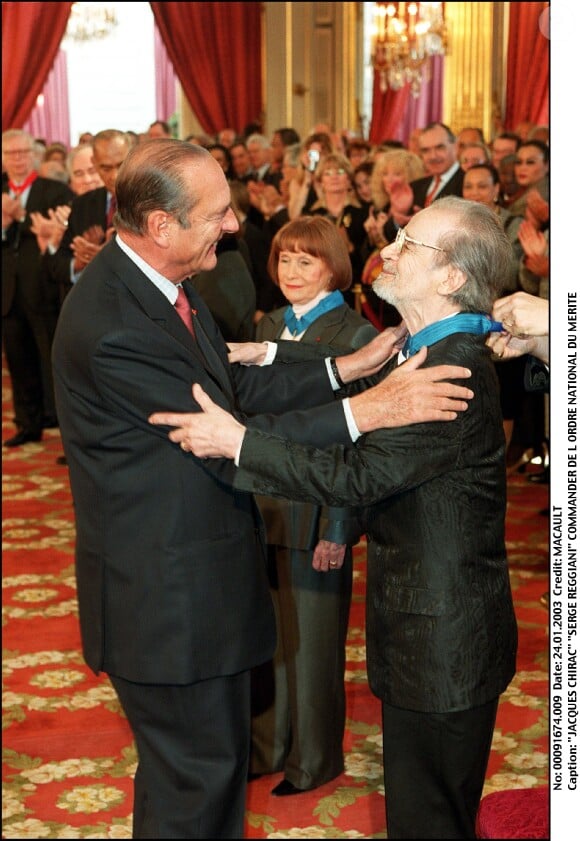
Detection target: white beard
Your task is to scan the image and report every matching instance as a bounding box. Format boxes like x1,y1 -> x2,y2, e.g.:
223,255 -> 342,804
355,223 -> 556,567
372,269 -> 399,305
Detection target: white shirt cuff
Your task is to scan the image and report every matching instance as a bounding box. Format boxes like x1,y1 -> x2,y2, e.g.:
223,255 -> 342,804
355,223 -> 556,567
234,432 -> 245,466
261,341 -> 277,365
326,357 -> 340,389
343,398 -> 361,442
70,258 -> 82,285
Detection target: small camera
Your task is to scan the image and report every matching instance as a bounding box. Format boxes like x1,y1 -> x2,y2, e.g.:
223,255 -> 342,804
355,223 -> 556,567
306,150 -> 320,172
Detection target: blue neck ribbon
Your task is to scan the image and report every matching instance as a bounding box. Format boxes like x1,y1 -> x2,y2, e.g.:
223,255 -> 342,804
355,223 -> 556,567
402,313 -> 503,358
284,290 -> 344,336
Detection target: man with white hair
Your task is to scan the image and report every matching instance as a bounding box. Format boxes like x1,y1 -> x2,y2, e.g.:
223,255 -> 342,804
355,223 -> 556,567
150,196 -> 518,840
245,133 -> 272,181
2,128 -> 73,445
217,127 -> 237,148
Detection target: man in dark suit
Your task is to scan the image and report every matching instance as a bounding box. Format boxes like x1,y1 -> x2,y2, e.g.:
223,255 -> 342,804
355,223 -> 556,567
230,140 -> 254,183
151,196 -> 518,840
410,121 -> 465,209
52,140 -> 475,839
2,129 -> 74,446
46,129 -> 131,303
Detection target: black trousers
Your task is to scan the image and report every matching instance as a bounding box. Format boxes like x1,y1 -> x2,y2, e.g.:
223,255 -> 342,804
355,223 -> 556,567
381,697 -> 499,839
2,300 -> 57,432
110,670 -> 251,839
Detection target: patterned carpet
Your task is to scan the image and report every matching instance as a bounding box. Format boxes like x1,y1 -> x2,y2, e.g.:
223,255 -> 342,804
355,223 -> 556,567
2,361 -> 549,839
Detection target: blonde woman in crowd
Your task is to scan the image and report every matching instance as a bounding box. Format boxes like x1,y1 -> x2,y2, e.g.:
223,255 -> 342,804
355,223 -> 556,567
359,149 -> 425,328
364,148 -> 425,250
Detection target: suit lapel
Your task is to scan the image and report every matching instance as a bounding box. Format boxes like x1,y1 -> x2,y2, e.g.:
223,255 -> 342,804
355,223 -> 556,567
183,284 -> 234,398
265,306 -> 347,344
110,244 -> 234,398
302,306 -> 347,344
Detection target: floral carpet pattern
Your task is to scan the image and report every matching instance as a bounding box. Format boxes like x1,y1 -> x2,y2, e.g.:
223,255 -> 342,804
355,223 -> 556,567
2,360 -> 549,839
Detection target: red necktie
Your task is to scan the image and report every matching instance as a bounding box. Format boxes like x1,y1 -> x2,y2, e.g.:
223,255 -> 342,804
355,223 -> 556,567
174,286 -> 195,337
8,170 -> 38,197
106,194 -> 117,229
424,175 -> 442,207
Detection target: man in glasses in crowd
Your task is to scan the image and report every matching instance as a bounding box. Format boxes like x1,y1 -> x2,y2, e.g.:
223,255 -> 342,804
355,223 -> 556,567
2,129 -> 74,446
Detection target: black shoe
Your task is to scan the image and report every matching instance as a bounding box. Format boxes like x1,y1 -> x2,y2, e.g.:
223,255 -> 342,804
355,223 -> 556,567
4,430 -> 42,447
55,455 -> 68,465
528,468 -> 549,485
271,779 -> 305,796
506,447 -> 533,475
42,416 -> 59,429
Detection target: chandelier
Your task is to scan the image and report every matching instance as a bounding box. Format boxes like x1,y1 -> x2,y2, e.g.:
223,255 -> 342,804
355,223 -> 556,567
64,2 -> 118,42
371,2 -> 449,97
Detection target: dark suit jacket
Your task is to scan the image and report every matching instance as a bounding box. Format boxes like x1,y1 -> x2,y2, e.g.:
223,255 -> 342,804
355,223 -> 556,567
239,220 -> 286,314
410,166 -> 465,209
233,332 -> 518,714
190,236 -> 256,341
43,185 -> 108,302
52,238 -> 352,685
524,355 -> 549,392
2,176 -> 74,316
261,166 -> 283,191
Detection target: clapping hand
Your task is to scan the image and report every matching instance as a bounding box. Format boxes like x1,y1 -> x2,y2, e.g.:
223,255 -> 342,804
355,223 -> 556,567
364,206 -> 389,247
388,179 -> 417,226
260,185 -> 285,218
524,189 -> 549,229
518,220 -> 548,276
2,193 -> 24,228
29,205 -> 71,252
71,225 -> 106,271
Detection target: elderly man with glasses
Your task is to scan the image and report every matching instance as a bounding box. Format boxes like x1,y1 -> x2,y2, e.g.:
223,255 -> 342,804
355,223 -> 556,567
2,129 -> 74,446
150,195 -> 518,840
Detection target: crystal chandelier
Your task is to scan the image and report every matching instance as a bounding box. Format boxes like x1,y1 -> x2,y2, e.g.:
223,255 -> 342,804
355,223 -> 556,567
371,2 -> 449,97
65,2 -> 118,42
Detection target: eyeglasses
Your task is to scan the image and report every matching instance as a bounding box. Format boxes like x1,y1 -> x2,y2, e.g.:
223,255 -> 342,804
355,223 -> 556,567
394,227 -> 445,254
322,168 -> 347,176
3,148 -> 33,157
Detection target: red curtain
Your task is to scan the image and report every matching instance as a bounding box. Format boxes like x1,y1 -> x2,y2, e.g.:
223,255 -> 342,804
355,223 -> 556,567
154,22 -> 178,123
149,2 -> 262,135
2,1 -> 73,131
23,49 -> 71,146
504,2 -> 549,130
368,74 -> 410,145
396,55 -> 444,144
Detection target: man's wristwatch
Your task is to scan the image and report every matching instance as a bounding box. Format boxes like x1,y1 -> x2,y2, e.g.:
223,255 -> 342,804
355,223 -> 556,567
330,357 -> 346,388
